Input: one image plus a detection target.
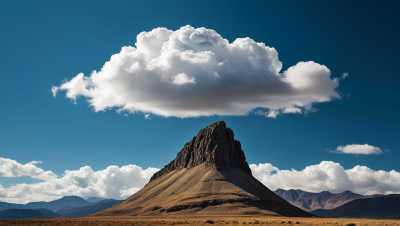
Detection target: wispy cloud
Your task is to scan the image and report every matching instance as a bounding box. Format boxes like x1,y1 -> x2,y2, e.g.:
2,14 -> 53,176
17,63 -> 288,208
340,72 -> 349,80
331,144 -> 384,155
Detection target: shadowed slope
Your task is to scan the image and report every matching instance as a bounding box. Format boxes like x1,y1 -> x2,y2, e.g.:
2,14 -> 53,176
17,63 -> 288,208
93,122 -> 312,217
0,208 -> 61,219
324,195 -> 400,219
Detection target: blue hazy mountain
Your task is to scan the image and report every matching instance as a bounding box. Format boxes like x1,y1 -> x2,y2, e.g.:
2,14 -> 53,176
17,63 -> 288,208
309,209 -> 333,217
0,202 -> 26,212
0,196 -> 122,219
0,208 -> 61,219
56,199 -> 122,217
320,194 -> 400,219
86,197 -> 107,203
35,208 -> 62,218
25,196 -> 92,212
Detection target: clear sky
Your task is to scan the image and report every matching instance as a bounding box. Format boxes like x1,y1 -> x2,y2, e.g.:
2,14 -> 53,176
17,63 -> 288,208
1,0 -> 400,203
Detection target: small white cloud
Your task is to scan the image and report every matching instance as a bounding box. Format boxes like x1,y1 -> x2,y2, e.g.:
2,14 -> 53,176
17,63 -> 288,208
28,161 -> 43,165
172,73 -> 196,85
332,144 -> 383,155
144,114 -> 151,119
51,86 -> 59,97
124,113 -> 128,117
266,110 -> 279,118
340,72 -> 349,80
283,107 -> 302,114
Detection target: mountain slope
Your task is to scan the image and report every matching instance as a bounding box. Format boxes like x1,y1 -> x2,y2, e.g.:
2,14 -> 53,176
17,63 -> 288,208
93,121 -> 313,217
0,208 -> 60,219
0,199 -> 120,219
309,209 -> 332,217
325,195 -> 400,219
35,208 -> 61,218
0,202 -> 26,212
56,199 -> 122,217
274,189 -> 381,211
0,196 -> 118,219
25,196 -> 92,211
86,197 -> 107,203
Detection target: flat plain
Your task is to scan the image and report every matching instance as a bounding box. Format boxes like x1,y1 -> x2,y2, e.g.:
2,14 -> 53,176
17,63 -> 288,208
1,216 -> 400,226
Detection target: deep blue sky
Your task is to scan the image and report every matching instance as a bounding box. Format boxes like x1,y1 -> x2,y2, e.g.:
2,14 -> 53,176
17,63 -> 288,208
1,1 -> 399,187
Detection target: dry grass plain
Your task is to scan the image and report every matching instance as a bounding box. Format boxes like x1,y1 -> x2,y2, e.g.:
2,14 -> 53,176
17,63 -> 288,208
1,216 -> 400,226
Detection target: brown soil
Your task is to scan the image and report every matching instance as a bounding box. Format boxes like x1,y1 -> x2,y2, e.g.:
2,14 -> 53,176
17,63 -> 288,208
1,216 -> 400,226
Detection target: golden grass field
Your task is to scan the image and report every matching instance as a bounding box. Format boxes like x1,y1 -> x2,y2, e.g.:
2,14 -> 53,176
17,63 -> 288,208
0,216 -> 399,226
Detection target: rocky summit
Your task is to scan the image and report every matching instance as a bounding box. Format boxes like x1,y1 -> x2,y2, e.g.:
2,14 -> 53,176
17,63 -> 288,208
93,121 -> 312,217
150,121 -> 252,182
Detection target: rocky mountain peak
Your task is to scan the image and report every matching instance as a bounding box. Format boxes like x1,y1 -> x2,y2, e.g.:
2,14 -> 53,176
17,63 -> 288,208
149,121 -> 252,182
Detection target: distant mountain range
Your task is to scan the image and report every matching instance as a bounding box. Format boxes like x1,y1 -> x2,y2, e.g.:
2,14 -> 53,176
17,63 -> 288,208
274,189 -> 382,211
0,196 -> 91,212
55,199 -> 121,217
0,208 -> 61,219
0,196 -> 122,219
310,194 -> 400,219
0,202 -> 26,212
86,197 -> 107,203
25,196 -> 92,212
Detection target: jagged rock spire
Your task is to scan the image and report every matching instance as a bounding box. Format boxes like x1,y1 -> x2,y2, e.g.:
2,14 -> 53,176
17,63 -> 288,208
150,121 -> 252,182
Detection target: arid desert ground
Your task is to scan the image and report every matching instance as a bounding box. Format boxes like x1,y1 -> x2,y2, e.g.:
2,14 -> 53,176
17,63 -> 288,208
1,216 -> 400,226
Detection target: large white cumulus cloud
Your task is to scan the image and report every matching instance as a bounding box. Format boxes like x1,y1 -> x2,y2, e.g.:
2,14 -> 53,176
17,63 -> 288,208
250,161 -> 400,195
0,158 -> 57,181
53,25 -> 342,118
2,157 -> 400,204
0,158 -> 159,204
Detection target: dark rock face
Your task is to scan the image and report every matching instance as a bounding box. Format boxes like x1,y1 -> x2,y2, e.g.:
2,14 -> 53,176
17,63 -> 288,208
150,121 -> 251,182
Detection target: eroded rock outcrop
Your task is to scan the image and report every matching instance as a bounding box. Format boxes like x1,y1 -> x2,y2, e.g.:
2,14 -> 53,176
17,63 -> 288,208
150,121 -> 251,182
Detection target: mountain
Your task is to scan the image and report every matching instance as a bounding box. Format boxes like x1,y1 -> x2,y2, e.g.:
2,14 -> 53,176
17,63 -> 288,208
0,199 -> 120,219
0,202 -> 26,212
56,199 -> 122,217
93,121 -> 313,217
25,196 -> 92,212
86,197 -> 107,203
0,196 -> 121,219
274,189 -> 382,211
0,208 -> 60,219
0,196 -> 123,219
323,194 -> 400,219
309,209 -> 332,217
35,208 -> 62,218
